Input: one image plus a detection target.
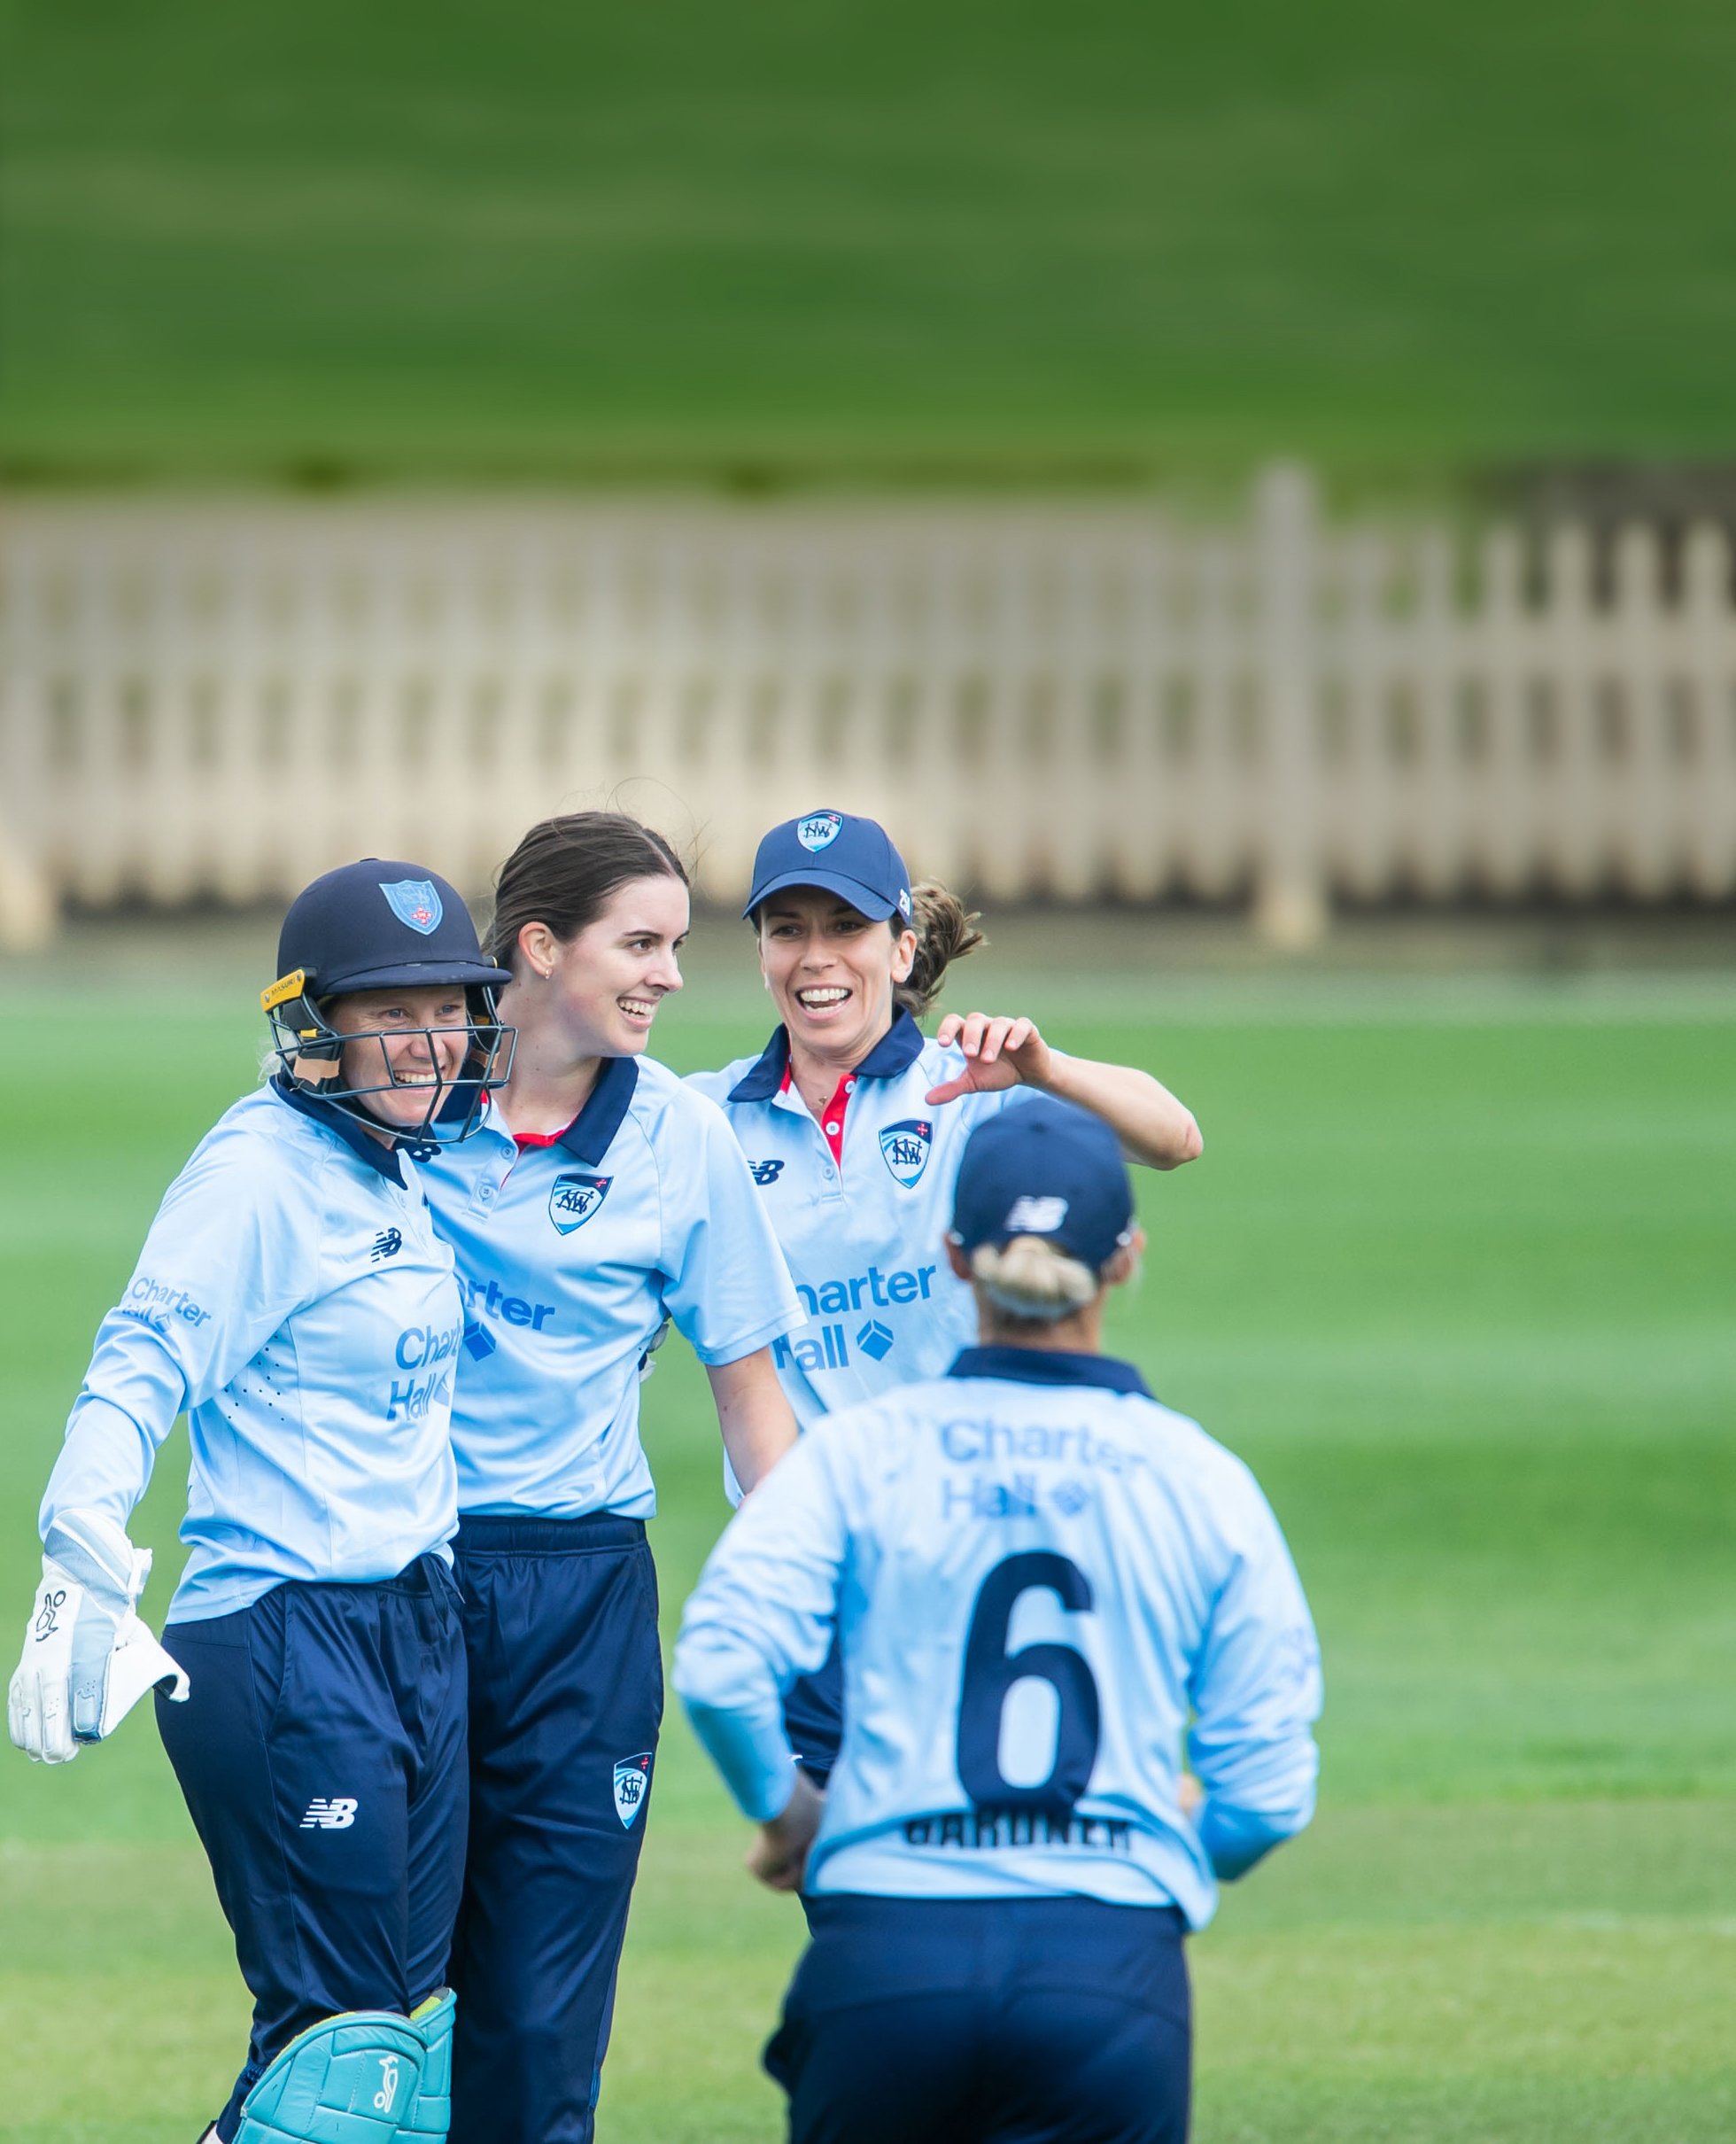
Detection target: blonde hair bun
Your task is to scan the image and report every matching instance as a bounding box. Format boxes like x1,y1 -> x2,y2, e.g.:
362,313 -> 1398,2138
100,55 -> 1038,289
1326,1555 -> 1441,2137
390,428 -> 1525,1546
969,1234 -> 1099,1324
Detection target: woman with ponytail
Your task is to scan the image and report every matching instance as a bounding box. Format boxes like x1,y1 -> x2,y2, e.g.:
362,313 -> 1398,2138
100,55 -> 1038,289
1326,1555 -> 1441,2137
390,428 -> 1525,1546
415,811 -> 802,2144
674,1099 -> 1319,2144
686,808 -> 1202,1785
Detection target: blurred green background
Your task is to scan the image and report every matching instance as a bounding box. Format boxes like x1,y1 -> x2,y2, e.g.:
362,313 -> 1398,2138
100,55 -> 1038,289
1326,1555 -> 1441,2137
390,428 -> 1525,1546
5,0 -> 1736,488
1,921 -> 1732,2140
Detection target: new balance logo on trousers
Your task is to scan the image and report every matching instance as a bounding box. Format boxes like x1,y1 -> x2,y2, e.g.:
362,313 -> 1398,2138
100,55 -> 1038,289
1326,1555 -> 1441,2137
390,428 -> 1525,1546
299,1796 -> 359,1829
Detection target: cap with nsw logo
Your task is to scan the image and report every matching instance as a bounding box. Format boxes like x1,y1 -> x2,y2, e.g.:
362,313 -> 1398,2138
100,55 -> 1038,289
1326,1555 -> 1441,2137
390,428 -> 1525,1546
949,1097 -> 1134,1270
743,809 -> 913,925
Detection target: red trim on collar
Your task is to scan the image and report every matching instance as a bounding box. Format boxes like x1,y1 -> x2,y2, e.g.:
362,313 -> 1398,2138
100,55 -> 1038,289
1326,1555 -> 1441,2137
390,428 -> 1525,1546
781,1061 -> 857,1166
512,1124 -> 573,1150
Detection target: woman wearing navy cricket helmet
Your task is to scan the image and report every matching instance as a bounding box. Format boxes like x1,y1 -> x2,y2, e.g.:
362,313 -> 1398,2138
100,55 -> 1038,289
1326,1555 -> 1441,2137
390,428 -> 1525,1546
675,1097 -> 1321,2144
7,858 -> 515,2144
412,812 -> 802,2144
686,807 -> 1202,1780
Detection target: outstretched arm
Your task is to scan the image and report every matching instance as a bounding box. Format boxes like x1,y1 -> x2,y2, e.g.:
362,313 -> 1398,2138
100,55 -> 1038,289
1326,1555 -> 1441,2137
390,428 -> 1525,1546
926,1012 -> 1203,1170
14,1129 -> 317,1762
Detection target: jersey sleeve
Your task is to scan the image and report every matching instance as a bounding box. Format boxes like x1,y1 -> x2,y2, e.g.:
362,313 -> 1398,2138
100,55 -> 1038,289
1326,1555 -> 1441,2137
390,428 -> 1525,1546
40,1119 -> 322,1539
655,1091 -> 803,1364
1185,1464 -> 1323,1879
672,1427 -> 856,1819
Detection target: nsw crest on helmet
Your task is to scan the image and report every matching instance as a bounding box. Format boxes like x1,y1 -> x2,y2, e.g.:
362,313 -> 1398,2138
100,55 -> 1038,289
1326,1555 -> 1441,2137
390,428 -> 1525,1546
379,879 -> 445,936
879,1118 -> 933,1187
796,812 -> 844,851
548,1173 -> 611,1234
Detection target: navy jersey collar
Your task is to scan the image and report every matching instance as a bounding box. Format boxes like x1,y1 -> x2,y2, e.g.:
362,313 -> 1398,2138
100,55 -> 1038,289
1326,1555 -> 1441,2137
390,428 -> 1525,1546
856,1008 -> 926,1077
727,1007 -> 926,1103
947,1345 -> 1152,1398
556,1054 -> 640,1165
270,1075 -> 409,1184
727,1027 -> 791,1102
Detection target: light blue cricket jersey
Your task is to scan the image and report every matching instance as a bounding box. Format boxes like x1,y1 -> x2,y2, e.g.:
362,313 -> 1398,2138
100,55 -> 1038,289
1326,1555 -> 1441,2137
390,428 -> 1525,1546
418,1055 -> 803,1519
41,1082 -> 464,1623
674,1348 -> 1321,1929
686,1013 -> 1028,1428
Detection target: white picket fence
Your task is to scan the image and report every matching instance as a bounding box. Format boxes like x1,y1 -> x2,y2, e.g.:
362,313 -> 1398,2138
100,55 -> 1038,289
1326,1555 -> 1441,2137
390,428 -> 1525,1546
1,467 -> 1733,950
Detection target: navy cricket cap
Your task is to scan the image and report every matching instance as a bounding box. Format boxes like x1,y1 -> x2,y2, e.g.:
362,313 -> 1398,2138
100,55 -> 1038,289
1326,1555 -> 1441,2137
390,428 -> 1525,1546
744,809 -> 913,925
950,1098 -> 1135,1270
275,859 -> 511,998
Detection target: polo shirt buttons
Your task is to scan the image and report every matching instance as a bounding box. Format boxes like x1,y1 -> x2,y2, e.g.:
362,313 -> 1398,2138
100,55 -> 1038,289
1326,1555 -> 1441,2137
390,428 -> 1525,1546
825,1122 -> 841,1138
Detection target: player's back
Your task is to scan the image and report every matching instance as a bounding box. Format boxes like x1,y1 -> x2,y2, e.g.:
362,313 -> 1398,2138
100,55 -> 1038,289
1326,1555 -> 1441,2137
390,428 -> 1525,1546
679,1342 -> 1321,1931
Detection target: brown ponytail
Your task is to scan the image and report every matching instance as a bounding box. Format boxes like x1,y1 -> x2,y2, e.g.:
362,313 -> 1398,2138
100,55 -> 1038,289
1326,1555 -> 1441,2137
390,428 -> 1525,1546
486,812 -> 688,973
894,881 -> 986,1022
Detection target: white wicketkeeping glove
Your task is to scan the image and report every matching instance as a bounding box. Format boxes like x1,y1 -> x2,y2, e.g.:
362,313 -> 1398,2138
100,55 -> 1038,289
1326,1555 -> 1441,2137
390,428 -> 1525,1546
7,1510 -> 190,1764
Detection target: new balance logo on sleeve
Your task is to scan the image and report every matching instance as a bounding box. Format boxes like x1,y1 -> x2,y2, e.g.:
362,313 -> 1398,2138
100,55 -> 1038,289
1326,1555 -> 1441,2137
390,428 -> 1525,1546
299,1796 -> 359,1829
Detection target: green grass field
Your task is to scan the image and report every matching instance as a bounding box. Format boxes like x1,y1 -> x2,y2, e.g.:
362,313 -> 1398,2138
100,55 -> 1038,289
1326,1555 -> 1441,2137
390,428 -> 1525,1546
2,930 -> 1733,2140
6,3 -> 1736,486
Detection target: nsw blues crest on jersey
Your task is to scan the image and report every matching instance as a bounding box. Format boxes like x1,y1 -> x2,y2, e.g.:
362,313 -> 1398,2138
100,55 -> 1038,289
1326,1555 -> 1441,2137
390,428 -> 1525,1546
612,1752 -> 653,1828
379,878 -> 444,934
797,811 -> 844,851
879,1118 -> 933,1187
548,1172 -> 611,1234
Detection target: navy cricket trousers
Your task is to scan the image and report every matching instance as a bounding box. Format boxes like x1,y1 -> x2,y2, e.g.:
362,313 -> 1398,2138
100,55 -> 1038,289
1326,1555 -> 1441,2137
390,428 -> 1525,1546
766,1893 -> 1192,2144
156,1556 -> 468,2142
447,1513 -> 664,2144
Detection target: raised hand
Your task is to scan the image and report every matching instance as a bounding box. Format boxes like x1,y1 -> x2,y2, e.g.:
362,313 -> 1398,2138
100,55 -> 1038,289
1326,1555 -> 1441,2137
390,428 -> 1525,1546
926,1012 -> 1053,1107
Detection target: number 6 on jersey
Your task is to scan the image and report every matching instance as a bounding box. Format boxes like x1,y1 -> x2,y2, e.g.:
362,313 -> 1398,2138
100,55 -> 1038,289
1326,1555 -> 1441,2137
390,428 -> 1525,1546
956,1552 -> 1100,1814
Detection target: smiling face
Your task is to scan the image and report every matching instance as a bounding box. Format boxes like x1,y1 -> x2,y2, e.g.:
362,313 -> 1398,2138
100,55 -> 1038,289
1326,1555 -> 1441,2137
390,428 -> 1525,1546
326,985 -> 473,1132
528,873 -> 690,1059
756,887 -> 918,1068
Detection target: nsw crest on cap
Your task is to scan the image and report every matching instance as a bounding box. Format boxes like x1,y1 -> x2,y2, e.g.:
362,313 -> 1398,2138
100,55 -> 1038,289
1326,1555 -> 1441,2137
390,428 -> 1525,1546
879,1118 -> 933,1187
549,1172 -> 610,1234
380,878 -> 444,936
796,812 -> 844,852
